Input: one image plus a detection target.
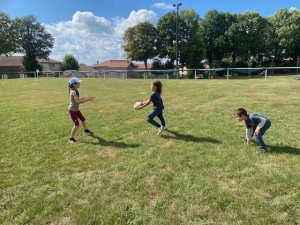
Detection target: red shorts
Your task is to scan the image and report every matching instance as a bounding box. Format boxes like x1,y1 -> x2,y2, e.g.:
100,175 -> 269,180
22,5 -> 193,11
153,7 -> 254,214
68,110 -> 85,126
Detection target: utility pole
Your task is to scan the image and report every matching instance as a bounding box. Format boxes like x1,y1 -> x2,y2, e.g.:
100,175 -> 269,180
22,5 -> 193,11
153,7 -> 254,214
297,56 -> 299,74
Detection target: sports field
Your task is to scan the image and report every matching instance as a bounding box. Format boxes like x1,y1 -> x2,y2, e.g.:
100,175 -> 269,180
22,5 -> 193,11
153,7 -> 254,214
1,76 -> 299,224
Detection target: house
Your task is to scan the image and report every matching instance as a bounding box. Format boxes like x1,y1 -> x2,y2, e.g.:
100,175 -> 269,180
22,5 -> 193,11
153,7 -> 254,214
78,66 -> 98,78
135,63 -> 153,70
0,56 -> 62,78
93,60 -> 138,78
0,56 -> 23,73
60,69 -> 94,78
37,58 -> 62,72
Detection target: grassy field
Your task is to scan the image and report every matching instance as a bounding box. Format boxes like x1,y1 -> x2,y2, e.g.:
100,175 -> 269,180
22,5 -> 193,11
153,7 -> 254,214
0,76 -> 300,225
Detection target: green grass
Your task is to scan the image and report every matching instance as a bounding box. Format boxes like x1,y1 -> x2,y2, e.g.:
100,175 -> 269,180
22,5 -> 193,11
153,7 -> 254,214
1,76 -> 300,225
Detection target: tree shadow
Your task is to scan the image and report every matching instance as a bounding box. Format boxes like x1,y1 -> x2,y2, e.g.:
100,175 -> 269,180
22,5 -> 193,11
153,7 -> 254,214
269,145 -> 300,155
161,129 -> 222,144
81,135 -> 140,148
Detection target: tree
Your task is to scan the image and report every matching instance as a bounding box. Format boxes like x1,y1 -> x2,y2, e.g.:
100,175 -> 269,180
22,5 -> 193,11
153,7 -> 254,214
227,12 -> 268,67
151,58 -> 164,76
210,12 -> 236,67
151,58 -> 175,78
156,11 -> 177,64
0,11 -> 18,55
201,10 -> 221,67
267,8 -> 300,65
16,15 -> 54,74
61,54 -> 79,70
122,22 -> 158,70
157,9 -> 204,70
177,9 -> 204,70
201,10 -> 237,67
151,58 -> 164,70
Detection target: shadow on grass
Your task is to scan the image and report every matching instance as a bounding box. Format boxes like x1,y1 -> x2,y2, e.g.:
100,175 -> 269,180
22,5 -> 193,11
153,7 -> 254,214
269,145 -> 300,155
161,129 -> 222,144
82,135 -> 140,148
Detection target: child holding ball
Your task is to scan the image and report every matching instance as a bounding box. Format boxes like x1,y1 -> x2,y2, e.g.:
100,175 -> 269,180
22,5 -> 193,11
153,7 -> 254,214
138,79 -> 166,135
68,77 -> 95,143
234,108 -> 271,153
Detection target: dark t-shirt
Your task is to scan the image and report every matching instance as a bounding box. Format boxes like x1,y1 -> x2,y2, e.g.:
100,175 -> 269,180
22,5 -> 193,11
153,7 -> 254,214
245,113 -> 269,128
149,91 -> 164,110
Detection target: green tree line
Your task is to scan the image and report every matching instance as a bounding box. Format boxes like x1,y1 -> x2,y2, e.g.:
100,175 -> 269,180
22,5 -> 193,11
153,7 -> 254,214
122,8 -> 300,75
1,8 -> 300,77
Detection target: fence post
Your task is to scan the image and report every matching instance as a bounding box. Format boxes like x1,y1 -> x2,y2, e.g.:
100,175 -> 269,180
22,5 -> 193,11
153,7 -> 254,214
264,68 -> 267,80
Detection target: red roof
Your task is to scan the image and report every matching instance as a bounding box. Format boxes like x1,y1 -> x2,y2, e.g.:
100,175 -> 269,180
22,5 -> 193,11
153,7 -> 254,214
93,60 -> 137,69
136,63 -> 152,69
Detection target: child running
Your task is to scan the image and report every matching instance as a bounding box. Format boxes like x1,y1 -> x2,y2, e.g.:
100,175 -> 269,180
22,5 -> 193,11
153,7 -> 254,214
137,79 -> 166,135
234,108 -> 271,153
68,77 -> 95,143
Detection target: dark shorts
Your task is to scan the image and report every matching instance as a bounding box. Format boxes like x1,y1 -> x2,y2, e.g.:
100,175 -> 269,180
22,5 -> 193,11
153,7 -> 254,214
68,110 -> 85,126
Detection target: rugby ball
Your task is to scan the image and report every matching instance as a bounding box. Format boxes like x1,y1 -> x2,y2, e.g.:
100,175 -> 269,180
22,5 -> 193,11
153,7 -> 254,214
134,102 -> 143,109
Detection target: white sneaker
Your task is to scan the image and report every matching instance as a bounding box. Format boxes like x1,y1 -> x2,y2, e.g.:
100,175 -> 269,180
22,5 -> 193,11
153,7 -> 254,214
157,126 -> 164,135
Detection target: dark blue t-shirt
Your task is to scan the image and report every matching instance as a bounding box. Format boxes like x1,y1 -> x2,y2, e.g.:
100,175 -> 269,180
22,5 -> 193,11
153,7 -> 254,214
149,91 -> 164,110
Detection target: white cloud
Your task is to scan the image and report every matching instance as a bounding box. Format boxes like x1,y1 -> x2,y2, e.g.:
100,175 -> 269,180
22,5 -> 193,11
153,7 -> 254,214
44,10 -> 157,65
289,7 -> 300,12
151,2 -> 174,10
114,9 -> 157,37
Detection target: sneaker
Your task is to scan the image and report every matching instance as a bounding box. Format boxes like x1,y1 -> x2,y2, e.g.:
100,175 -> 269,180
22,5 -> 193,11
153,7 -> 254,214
68,137 -> 76,143
84,129 -> 94,136
258,149 -> 268,154
157,126 -> 164,136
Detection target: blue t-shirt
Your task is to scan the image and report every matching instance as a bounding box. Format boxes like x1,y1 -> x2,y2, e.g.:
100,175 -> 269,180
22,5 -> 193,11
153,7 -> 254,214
149,91 -> 164,110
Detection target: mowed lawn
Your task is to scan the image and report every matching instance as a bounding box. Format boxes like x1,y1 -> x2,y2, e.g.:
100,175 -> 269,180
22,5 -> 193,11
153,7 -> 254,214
0,76 -> 300,225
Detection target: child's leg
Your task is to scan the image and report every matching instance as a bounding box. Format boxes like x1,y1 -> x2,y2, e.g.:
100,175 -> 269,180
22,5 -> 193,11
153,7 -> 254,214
77,112 -> 93,135
254,120 -> 271,149
76,110 -> 88,130
157,111 -> 165,127
70,125 -> 79,137
147,110 -> 161,128
82,121 -> 88,130
69,110 -> 80,137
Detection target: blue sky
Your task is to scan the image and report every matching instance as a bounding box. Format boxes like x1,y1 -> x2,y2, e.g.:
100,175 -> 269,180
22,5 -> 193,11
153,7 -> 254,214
1,0 -> 299,65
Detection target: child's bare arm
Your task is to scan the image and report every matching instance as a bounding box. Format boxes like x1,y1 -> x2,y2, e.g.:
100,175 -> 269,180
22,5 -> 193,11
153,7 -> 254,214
74,95 -> 95,103
138,99 -> 150,110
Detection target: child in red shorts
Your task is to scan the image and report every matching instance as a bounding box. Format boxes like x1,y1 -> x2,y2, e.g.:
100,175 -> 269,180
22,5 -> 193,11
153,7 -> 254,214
68,77 -> 95,143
